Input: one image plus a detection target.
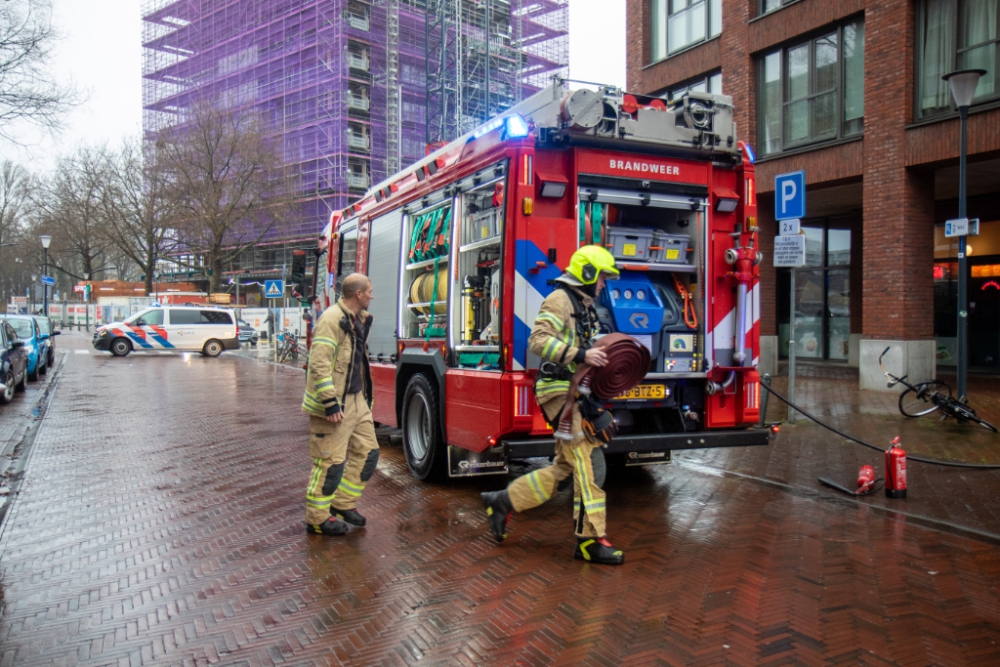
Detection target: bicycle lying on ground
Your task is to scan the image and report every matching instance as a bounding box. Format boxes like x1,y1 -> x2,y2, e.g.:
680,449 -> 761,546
879,347 -> 997,433
277,329 -> 299,363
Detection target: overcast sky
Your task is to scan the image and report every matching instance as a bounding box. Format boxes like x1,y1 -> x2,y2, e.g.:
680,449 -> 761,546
1,0 -> 625,170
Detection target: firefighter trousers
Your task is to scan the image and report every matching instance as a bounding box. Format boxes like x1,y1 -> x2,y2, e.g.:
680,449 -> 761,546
507,400 -> 607,538
304,392 -> 380,526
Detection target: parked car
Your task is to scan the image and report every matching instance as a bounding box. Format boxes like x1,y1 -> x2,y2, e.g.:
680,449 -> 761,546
0,319 -> 28,404
237,319 -> 259,346
5,315 -> 47,381
93,306 -> 239,357
33,315 -> 60,369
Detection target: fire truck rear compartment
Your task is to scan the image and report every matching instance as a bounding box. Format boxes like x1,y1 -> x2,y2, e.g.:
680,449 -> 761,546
582,188 -> 705,379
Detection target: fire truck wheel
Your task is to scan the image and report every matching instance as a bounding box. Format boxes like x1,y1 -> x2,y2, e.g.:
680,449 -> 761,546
401,373 -> 447,481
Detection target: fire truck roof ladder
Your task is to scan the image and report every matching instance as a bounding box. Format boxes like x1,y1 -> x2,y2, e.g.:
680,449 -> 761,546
340,79 -> 739,223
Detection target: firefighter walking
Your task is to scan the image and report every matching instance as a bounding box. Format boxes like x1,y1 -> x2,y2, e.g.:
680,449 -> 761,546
482,246 -> 626,565
302,273 -> 380,536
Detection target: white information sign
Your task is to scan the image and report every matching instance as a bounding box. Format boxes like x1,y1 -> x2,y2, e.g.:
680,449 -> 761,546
779,219 -> 801,236
773,235 -> 806,267
944,217 -> 979,238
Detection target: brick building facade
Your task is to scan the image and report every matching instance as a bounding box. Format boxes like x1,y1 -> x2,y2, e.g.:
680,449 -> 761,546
627,0 -> 1000,388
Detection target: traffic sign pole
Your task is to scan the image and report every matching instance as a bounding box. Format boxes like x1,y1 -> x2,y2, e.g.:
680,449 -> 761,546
788,270 -> 796,424
775,171 -> 807,423
958,108 -> 969,401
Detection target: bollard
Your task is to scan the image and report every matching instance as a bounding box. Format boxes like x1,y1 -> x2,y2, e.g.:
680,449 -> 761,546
758,373 -> 771,428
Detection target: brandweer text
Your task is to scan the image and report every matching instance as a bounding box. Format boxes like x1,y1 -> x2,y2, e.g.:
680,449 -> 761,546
609,159 -> 680,175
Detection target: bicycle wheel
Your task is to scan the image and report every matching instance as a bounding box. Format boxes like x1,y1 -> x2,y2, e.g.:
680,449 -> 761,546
899,380 -> 950,418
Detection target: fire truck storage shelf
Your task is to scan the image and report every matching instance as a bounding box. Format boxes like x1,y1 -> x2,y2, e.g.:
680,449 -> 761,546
405,256 -> 448,271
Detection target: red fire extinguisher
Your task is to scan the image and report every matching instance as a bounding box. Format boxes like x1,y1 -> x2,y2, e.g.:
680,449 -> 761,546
857,465 -> 876,493
884,436 -> 907,498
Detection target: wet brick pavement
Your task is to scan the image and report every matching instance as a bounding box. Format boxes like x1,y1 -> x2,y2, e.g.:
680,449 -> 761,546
678,363 -> 1000,541
1,334 -> 999,665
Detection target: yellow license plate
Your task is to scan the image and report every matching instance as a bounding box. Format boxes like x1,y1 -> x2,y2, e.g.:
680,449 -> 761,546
614,384 -> 665,400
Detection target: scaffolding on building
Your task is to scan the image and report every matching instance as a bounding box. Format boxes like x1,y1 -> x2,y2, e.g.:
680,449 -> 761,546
141,0 -> 567,279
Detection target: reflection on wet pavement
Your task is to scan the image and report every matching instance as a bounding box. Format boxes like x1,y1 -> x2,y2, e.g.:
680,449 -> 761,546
0,338 -> 999,665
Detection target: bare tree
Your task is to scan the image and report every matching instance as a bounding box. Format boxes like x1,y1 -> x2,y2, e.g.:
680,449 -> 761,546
0,160 -> 28,246
0,0 -> 77,140
34,146 -> 115,281
157,101 -> 293,293
0,160 -> 32,305
100,139 -> 178,294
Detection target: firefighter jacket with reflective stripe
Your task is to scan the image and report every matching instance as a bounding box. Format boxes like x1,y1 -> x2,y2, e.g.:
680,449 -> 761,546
529,283 -> 598,405
303,299 -> 373,418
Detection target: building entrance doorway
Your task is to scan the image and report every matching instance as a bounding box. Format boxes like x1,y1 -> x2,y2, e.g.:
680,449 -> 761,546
934,219 -> 1000,369
777,218 -> 852,361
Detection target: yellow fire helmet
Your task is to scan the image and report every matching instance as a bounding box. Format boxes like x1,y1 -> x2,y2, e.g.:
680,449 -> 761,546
567,245 -> 620,285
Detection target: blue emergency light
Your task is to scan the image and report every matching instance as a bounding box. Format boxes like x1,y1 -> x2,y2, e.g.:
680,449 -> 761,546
504,114 -> 530,139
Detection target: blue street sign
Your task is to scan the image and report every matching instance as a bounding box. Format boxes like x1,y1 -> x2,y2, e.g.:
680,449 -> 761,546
40,275 -> 55,286
775,171 -> 806,221
264,279 -> 284,299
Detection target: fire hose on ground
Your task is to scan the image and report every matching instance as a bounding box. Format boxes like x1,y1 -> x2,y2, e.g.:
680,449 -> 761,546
759,377 -> 1000,470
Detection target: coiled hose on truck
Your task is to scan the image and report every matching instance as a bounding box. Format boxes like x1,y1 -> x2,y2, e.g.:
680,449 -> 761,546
556,333 -> 651,434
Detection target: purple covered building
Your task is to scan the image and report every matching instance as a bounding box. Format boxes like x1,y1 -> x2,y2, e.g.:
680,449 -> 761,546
142,0 -> 568,288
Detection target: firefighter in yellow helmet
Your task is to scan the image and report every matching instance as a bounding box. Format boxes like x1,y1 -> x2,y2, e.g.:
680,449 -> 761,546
482,245 -> 625,565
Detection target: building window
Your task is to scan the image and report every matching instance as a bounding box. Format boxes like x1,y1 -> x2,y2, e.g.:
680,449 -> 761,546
650,0 -> 722,62
758,19 -> 865,156
760,0 -> 797,15
917,0 -> 999,119
662,71 -> 723,100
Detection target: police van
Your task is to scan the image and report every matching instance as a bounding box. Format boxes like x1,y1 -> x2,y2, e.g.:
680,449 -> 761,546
93,306 -> 239,357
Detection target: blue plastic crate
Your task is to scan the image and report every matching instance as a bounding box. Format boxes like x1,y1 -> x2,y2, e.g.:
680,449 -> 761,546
601,274 -> 664,335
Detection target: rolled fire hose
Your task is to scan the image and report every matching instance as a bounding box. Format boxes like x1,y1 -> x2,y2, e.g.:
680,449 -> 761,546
556,332 -> 651,431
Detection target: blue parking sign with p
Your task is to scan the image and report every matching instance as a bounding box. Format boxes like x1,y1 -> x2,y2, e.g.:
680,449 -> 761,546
775,171 -> 805,221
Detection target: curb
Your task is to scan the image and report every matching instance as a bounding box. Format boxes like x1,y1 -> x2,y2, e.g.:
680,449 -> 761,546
0,351 -> 66,547
233,347 -> 307,372
677,459 -> 1000,546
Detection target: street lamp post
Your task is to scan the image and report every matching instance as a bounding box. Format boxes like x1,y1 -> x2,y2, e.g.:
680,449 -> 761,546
942,68 -> 985,402
40,234 -> 51,316
84,272 -> 90,332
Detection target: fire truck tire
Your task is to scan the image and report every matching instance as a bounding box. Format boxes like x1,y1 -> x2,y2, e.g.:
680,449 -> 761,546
401,373 -> 447,481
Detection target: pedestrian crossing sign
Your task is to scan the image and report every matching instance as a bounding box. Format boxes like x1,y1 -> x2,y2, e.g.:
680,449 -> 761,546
265,280 -> 284,299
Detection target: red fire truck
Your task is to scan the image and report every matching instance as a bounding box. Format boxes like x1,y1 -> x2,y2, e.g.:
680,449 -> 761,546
315,81 -> 768,481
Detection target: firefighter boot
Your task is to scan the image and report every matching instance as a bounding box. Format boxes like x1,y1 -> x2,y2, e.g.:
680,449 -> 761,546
306,517 -> 349,536
333,508 -> 366,526
574,537 -> 625,565
481,489 -> 513,543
